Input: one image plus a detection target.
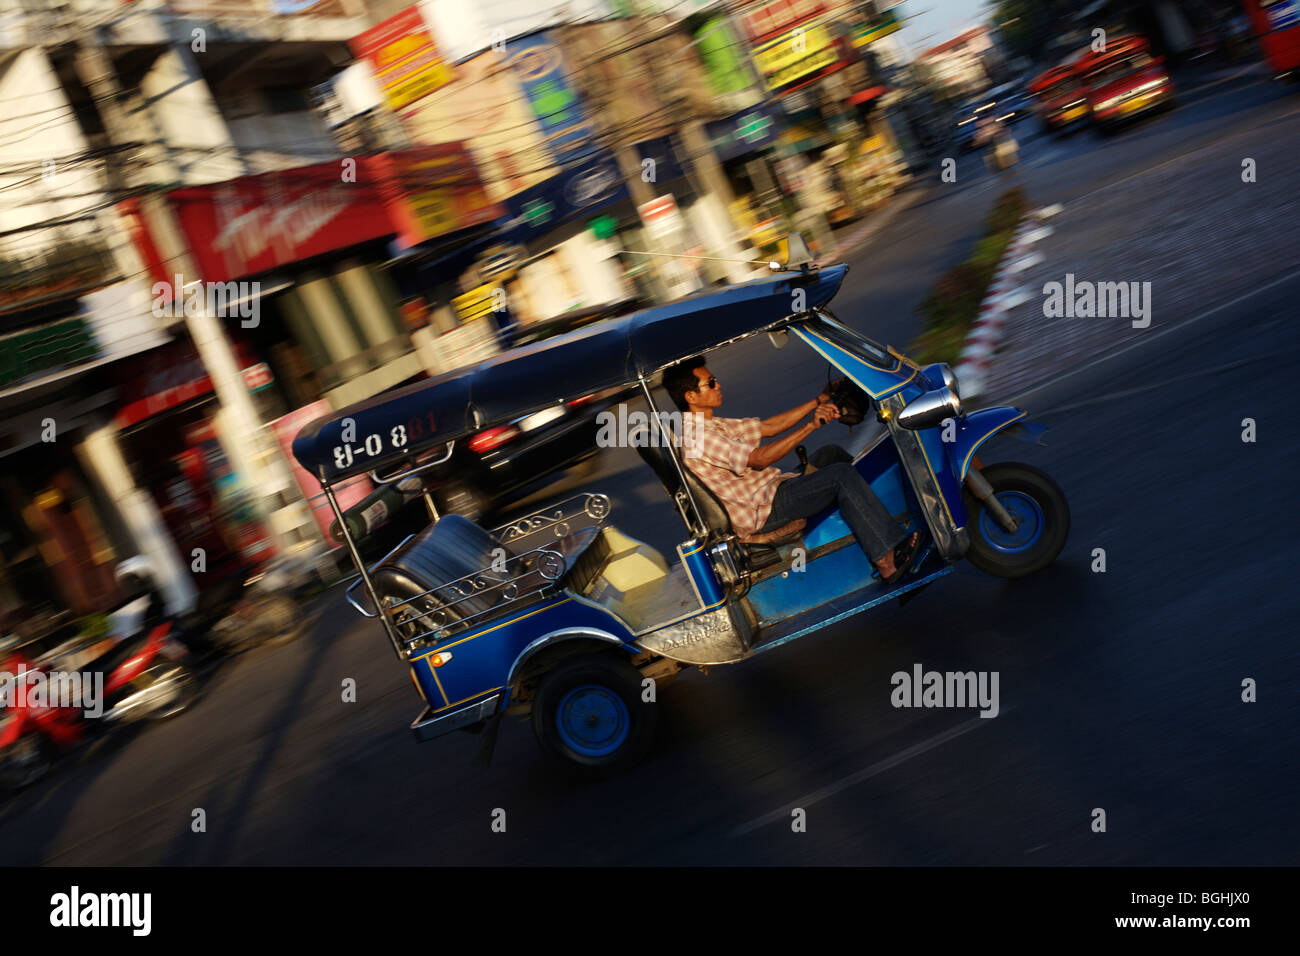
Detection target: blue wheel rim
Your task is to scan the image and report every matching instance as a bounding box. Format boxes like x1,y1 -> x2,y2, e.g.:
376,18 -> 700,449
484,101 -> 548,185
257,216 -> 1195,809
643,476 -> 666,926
556,684 -> 630,757
979,491 -> 1045,554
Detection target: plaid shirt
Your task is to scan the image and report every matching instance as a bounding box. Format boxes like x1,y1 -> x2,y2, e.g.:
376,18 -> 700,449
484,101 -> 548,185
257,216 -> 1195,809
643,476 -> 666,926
681,414 -> 796,538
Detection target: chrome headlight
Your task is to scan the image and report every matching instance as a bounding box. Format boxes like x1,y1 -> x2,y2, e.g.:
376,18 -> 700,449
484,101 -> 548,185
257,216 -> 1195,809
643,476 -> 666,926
896,386 -> 963,430
939,363 -> 960,399
921,363 -> 960,401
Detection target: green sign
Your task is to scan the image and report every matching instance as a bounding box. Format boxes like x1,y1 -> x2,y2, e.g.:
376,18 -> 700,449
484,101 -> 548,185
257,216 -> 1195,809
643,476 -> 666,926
737,113 -> 774,144
522,199 -> 555,226
589,215 -> 618,240
696,15 -> 752,96
0,316 -> 97,388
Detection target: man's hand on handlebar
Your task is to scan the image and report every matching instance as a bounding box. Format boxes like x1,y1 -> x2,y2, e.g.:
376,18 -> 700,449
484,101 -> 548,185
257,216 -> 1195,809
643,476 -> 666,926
812,402 -> 841,427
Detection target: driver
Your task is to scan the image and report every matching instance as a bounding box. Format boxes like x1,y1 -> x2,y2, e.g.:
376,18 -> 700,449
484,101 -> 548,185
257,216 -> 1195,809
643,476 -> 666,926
664,358 -> 921,584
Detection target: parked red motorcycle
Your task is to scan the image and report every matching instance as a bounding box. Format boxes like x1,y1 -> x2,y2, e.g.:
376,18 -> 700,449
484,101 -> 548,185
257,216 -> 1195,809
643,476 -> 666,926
0,605 -> 199,792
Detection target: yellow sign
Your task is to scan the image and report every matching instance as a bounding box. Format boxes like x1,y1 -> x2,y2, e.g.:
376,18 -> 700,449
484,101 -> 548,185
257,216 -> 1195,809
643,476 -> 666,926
754,24 -> 838,89
452,285 -> 497,324
351,8 -> 454,111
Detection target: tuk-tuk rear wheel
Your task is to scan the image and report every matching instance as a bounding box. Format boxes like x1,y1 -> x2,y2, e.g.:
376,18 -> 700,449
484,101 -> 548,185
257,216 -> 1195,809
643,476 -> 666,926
531,653 -> 657,776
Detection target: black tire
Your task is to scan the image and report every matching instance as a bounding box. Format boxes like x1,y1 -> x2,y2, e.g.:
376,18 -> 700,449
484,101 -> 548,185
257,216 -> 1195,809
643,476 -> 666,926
962,462 -> 1070,579
0,735 -> 52,791
531,653 -> 657,777
260,594 -> 307,646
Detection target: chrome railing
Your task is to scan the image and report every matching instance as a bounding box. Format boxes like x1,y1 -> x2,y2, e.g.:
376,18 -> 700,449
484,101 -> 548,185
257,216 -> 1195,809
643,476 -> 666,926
344,532 -> 417,618
492,492 -> 611,554
344,492 -> 609,639
381,544 -> 569,642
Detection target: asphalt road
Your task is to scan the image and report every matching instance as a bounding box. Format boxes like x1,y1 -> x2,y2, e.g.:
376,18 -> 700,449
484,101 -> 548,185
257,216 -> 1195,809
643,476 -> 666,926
2,70 -> 1296,866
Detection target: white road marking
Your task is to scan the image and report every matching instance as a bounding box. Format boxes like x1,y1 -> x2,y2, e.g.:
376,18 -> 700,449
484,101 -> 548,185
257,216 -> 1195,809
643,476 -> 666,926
730,712 -> 1004,837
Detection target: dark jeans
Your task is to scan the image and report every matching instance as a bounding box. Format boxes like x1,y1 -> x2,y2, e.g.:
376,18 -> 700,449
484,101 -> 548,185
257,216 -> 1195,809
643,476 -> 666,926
759,444 -> 906,564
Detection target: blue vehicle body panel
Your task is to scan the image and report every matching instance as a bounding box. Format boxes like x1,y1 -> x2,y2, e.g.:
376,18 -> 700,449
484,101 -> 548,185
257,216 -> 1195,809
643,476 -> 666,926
678,540 -> 724,610
801,440 -> 914,551
916,425 -> 970,528
747,539 -> 879,626
753,561 -> 954,657
792,325 -> 921,401
407,597 -> 636,713
945,407 -> 1029,481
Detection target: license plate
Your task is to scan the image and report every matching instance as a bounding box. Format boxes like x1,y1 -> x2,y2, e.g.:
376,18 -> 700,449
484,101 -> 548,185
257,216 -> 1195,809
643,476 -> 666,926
519,406 -> 565,431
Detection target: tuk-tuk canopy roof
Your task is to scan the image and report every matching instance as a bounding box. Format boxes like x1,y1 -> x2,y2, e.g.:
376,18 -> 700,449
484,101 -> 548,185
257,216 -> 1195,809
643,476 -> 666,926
293,264 -> 849,482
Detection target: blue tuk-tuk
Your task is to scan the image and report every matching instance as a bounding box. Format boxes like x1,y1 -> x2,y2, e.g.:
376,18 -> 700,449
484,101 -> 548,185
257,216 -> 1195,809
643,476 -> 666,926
291,256 -> 1069,775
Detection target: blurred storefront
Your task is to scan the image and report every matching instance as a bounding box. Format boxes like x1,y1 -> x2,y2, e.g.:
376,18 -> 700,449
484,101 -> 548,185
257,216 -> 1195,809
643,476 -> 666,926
0,270 -> 201,627
739,0 -> 910,238
108,337 -> 280,584
119,147 -> 507,552
0,442 -> 124,631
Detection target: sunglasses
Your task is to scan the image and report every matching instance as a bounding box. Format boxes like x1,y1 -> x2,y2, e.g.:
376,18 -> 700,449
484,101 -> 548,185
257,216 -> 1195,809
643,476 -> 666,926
697,376 -> 718,390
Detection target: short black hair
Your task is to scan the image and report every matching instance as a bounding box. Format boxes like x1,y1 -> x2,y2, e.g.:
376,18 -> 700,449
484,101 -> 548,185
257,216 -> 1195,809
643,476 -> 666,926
664,357 -> 707,412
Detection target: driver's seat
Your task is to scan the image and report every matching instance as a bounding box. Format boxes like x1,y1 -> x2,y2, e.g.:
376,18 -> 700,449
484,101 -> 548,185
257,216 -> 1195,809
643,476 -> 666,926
630,424 -> 804,569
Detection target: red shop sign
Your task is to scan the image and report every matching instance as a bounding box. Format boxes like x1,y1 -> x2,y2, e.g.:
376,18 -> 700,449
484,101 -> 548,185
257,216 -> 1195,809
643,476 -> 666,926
113,339 -> 263,428
169,160 -> 399,282
739,0 -> 826,43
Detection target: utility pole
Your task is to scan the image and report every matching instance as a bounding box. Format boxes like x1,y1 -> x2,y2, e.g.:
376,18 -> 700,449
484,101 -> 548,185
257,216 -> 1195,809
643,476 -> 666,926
74,35 -> 303,559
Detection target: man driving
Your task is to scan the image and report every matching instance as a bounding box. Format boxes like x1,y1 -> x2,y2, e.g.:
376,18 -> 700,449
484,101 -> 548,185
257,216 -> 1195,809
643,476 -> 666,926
664,358 -> 921,584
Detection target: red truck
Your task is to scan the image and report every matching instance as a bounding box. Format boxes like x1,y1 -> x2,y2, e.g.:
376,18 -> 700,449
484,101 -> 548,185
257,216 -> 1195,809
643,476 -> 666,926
1079,35 -> 1177,129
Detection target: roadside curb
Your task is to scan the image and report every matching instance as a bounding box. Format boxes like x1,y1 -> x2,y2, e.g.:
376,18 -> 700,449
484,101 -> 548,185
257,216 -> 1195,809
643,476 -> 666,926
953,205 -> 1060,397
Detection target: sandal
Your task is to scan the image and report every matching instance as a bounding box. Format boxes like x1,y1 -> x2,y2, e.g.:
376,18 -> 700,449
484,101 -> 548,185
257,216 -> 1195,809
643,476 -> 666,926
881,532 -> 921,585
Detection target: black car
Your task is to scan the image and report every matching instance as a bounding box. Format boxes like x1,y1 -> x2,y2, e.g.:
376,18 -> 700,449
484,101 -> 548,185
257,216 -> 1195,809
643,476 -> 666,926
427,387 -> 621,522
333,301 -> 643,553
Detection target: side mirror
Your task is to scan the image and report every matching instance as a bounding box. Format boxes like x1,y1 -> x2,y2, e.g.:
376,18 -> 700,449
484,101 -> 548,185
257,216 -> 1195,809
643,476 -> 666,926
768,330 -> 790,350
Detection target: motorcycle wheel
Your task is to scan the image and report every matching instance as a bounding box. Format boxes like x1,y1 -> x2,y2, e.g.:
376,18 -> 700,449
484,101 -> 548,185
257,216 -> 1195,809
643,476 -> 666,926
531,653 -> 657,777
962,462 -> 1070,579
141,663 -> 199,721
0,735 -> 52,791
260,594 -> 306,646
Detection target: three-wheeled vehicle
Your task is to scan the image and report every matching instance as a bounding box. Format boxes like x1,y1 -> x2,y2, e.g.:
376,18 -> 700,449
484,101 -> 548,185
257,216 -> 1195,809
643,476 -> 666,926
291,249 -> 1070,775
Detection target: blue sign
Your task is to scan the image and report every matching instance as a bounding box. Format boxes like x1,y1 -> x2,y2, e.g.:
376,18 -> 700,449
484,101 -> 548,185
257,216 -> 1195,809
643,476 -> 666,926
1268,0 -> 1300,30
635,135 -> 688,185
706,105 -> 782,161
509,33 -> 599,167
500,155 -> 630,244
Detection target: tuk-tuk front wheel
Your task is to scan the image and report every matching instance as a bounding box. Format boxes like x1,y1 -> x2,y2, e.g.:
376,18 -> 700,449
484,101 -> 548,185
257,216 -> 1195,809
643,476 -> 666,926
962,462 -> 1069,579
532,654 -> 657,776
